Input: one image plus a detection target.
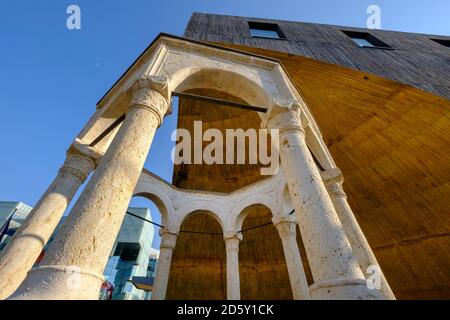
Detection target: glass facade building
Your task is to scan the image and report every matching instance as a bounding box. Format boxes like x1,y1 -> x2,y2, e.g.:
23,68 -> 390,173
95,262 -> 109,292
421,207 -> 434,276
102,207 -> 157,300
0,201 -> 33,250
1,202 -> 159,300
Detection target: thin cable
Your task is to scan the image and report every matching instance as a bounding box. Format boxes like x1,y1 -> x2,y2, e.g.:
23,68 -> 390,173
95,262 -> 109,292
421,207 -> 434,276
126,211 -> 164,228
126,209 -> 296,235
238,221 -> 273,234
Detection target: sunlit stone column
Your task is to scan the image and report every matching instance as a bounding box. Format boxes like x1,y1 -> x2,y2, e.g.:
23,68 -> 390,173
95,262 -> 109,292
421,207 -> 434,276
272,216 -> 311,300
263,101 -> 381,299
322,169 -> 395,299
0,147 -> 96,300
10,75 -> 170,300
224,233 -> 242,300
151,228 -> 177,300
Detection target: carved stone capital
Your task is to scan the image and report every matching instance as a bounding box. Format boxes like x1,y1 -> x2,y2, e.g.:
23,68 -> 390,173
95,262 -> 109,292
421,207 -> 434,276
68,138 -> 103,166
159,228 -> 178,250
128,75 -> 170,126
321,168 -> 347,198
59,152 -> 96,183
326,182 -> 347,198
224,233 -> 243,252
261,98 -> 304,136
272,216 -> 297,238
133,75 -> 170,100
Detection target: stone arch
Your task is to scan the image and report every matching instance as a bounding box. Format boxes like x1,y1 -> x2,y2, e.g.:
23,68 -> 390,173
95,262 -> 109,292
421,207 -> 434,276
132,174 -> 175,228
132,192 -> 171,228
237,203 -> 293,300
81,35 -> 336,173
166,210 -> 226,300
170,67 -> 272,110
175,201 -> 226,232
232,195 -> 278,232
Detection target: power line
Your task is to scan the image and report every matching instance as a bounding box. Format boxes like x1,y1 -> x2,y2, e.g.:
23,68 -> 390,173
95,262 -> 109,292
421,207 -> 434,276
125,208 -> 295,236
238,221 -> 273,233
126,211 -> 164,228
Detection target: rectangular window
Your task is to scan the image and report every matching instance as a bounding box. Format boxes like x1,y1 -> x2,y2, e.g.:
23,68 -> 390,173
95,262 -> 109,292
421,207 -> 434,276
430,38 -> 450,48
248,21 -> 285,39
342,30 -> 392,49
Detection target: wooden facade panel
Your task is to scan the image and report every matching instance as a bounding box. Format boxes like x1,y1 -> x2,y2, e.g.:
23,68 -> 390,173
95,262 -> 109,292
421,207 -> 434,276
174,13 -> 450,299
185,13 -> 450,100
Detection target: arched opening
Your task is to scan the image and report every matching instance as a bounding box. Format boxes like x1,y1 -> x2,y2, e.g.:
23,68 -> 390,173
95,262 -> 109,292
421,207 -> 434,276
281,185 -> 314,288
172,68 -> 271,109
171,66 -> 274,192
168,67 -> 278,299
172,88 -> 271,192
238,204 -> 292,300
166,210 -> 226,300
102,195 -> 164,300
296,225 -> 314,287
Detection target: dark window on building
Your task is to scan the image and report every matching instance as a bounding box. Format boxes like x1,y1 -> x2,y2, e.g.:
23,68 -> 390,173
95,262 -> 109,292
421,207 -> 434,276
430,38 -> 450,48
113,242 -> 141,261
342,30 -> 392,49
248,21 -> 285,39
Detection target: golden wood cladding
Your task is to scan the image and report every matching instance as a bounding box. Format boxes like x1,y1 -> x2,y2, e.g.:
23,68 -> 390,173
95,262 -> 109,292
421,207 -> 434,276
172,89 -> 268,193
170,42 -> 450,299
166,211 -> 226,300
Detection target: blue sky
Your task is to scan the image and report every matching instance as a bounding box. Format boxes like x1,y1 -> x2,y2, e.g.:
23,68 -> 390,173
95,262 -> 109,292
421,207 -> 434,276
0,0 -> 448,247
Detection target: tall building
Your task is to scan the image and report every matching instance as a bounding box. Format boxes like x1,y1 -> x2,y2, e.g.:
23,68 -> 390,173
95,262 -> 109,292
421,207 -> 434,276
1,205 -> 158,300
4,12 -> 448,301
46,208 -> 159,300
0,202 -> 33,249
165,13 -> 449,299
0,201 -> 32,225
103,207 -> 157,300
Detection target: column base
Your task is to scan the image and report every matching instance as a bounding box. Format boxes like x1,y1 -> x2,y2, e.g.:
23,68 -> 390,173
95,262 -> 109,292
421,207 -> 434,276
8,265 -> 104,300
309,278 -> 383,300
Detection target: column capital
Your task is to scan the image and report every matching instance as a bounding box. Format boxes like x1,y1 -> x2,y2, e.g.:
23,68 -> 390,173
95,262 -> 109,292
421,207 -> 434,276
224,233 -> 242,252
59,151 -> 96,183
128,75 -> 170,126
321,168 -> 347,198
272,216 -> 297,238
261,98 -> 305,136
68,138 -> 103,165
159,228 -> 178,250
223,232 -> 243,242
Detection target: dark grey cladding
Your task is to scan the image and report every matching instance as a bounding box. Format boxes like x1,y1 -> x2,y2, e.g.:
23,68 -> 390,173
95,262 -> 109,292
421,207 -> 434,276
184,13 -> 450,101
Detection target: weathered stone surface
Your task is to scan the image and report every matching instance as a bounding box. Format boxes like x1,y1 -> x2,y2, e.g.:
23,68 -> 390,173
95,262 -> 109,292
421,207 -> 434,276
10,80 -> 168,300
0,152 -> 95,299
2,35 -> 392,300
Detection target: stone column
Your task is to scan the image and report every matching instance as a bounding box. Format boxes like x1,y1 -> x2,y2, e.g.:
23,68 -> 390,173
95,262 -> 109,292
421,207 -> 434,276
10,75 -> 170,300
322,169 -> 395,299
263,101 -> 381,299
151,228 -> 177,300
0,150 -> 96,300
224,233 -> 242,300
272,216 -> 311,300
